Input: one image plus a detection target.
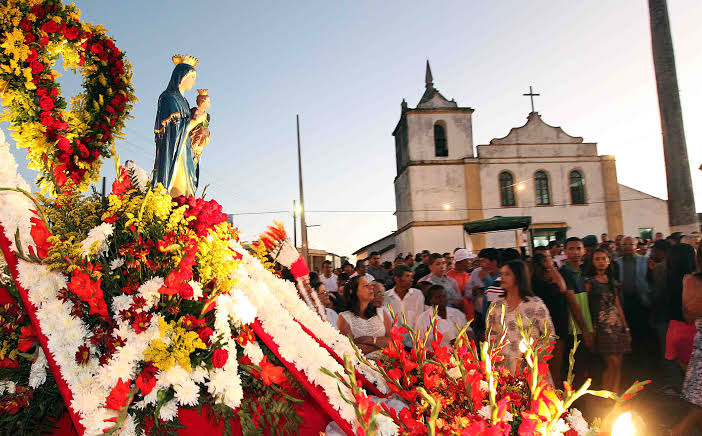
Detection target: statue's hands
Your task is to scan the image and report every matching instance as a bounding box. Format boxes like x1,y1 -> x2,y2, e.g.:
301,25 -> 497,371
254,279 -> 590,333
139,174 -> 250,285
192,109 -> 207,124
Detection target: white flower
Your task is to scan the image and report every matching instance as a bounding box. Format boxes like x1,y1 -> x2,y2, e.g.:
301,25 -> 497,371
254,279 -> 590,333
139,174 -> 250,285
80,223 -> 114,257
29,348 -> 48,388
480,380 -> 489,392
174,378 -> 200,407
110,258 -> 125,270
188,280 -> 203,299
447,367 -> 461,379
137,277 -> 165,307
477,405 -> 513,422
159,399 -> 178,421
546,418 -> 571,436
244,342 -> 264,365
565,408 -> 590,436
125,161 -> 148,192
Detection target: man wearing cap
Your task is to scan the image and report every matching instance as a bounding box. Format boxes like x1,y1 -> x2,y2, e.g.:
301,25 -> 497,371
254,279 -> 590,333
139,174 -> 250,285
447,249 -> 473,297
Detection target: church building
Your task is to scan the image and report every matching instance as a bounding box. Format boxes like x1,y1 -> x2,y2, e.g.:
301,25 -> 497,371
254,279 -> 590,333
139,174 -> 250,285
354,63 -> 669,259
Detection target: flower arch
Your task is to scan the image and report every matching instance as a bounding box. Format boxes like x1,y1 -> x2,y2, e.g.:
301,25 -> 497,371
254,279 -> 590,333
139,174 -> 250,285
0,0 -> 136,194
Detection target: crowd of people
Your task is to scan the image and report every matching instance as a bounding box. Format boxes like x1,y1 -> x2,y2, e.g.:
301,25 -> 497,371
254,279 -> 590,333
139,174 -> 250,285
292,230 -> 702,433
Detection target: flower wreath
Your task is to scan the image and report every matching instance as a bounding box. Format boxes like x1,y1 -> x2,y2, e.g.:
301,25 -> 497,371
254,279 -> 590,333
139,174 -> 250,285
0,0 -> 136,194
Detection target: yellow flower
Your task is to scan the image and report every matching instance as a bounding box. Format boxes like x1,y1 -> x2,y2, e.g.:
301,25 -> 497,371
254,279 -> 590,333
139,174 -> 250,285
144,317 -> 206,372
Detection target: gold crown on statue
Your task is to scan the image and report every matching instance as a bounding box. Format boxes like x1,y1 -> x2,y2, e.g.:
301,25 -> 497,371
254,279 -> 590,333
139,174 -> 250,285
197,89 -> 209,96
172,54 -> 199,67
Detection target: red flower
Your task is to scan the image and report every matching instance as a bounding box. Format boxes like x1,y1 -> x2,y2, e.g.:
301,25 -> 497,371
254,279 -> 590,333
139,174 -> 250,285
135,365 -> 157,395
104,379 -> 131,411
38,35 -> 49,46
181,315 -> 203,330
63,25 -> 79,40
39,95 -> 54,111
24,33 -> 36,44
30,60 -> 44,75
26,48 -> 38,63
131,312 -> 152,333
259,356 -> 286,386
30,5 -> 45,19
17,325 -> 38,352
111,172 -> 132,196
40,20 -> 59,34
29,214 -> 51,258
56,137 -> 72,153
0,358 -> 19,369
197,327 -> 213,345
75,344 -> 90,365
19,18 -> 32,32
67,271 -> 108,318
90,43 -> 104,55
211,348 -> 228,368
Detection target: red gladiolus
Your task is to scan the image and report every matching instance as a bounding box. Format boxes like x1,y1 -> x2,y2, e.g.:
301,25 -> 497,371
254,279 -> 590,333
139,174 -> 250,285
211,348 -> 228,368
259,356 -> 286,386
104,379 -> 131,411
135,365 -> 157,395
29,214 -> 51,258
17,325 -> 37,352
67,271 -> 108,318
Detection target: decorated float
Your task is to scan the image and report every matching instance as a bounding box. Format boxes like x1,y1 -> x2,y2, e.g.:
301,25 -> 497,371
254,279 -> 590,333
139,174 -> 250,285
0,1 -> 647,435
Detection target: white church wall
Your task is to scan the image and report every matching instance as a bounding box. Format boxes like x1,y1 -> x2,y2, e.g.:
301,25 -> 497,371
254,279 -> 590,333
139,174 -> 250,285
406,112 -> 473,161
396,225 -> 466,255
394,170 -> 413,228
477,154 -> 610,240
484,231 -> 522,250
619,184 -> 669,237
401,165 -> 468,223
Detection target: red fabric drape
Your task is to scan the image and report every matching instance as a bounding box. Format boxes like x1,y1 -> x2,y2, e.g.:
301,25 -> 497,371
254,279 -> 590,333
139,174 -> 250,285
0,222 -> 86,434
252,320 -> 354,436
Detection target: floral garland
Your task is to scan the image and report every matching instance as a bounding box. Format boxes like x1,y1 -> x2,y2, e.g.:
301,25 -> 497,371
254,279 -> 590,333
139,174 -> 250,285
0,0 -> 136,194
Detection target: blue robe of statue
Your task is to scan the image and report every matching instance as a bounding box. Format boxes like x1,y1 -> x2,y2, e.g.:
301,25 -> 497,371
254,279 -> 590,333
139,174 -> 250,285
152,63 -> 199,197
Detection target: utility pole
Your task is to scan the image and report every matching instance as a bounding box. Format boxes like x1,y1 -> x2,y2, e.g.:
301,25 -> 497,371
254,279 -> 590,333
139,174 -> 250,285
296,115 -> 309,265
649,0 -> 698,233
293,199 -> 298,249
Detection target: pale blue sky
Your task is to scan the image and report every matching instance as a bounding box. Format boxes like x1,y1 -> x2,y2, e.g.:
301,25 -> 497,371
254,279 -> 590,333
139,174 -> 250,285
4,0 -> 702,258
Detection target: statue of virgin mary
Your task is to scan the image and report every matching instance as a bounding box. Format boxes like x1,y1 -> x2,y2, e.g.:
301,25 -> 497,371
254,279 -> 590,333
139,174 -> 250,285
152,55 -> 206,197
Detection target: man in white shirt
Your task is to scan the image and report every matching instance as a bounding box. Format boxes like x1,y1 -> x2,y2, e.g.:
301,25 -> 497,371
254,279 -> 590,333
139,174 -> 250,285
350,259 -> 375,282
385,265 -> 425,348
319,260 -> 338,294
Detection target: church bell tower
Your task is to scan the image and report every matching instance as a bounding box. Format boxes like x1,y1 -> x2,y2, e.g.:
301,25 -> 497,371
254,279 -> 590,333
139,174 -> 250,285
392,61 -> 475,253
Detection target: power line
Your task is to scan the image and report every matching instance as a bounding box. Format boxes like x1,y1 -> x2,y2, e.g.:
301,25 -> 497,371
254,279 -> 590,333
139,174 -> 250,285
227,196 -> 665,216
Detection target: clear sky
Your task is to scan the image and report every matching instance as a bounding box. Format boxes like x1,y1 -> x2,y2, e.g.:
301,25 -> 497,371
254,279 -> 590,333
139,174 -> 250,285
3,0 -> 702,258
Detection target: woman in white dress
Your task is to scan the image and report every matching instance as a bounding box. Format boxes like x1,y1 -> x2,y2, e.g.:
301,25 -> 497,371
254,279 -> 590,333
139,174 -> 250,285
416,284 -> 471,347
338,275 -> 392,357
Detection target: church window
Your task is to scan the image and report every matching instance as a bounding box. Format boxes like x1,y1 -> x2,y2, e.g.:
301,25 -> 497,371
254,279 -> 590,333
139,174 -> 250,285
434,122 -> 448,157
499,171 -> 516,207
534,171 -> 550,205
569,170 -> 586,204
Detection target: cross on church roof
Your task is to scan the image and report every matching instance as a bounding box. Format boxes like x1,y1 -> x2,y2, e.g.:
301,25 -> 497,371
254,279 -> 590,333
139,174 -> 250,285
523,86 -> 540,113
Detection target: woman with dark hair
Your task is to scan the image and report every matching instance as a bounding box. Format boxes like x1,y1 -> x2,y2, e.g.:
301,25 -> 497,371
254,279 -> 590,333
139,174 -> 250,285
337,276 -> 392,357
487,260 -> 555,374
312,281 -> 339,329
585,248 -> 630,393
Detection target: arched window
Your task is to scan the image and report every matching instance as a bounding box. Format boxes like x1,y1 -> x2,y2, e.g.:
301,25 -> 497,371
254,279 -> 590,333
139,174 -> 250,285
569,170 -> 586,204
534,171 -> 550,205
434,123 -> 448,157
499,171 -> 516,207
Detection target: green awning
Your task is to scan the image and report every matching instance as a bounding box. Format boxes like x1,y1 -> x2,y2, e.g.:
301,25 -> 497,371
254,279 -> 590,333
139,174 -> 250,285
463,216 -> 532,234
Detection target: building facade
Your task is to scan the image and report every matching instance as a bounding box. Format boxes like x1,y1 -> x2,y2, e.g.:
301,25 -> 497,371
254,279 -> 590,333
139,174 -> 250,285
356,63 -> 669,257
